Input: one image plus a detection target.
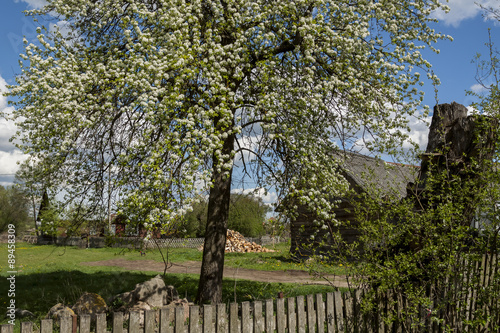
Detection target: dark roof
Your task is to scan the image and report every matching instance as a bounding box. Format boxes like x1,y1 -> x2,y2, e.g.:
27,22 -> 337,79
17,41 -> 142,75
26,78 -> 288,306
334,152 -> 418,199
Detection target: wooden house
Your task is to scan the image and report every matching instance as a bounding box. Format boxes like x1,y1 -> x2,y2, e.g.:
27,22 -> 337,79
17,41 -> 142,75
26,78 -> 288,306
289,152 -> 418,258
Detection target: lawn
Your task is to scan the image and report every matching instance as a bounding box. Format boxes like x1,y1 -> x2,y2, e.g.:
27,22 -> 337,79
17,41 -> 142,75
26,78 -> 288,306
0,242 -> 345,325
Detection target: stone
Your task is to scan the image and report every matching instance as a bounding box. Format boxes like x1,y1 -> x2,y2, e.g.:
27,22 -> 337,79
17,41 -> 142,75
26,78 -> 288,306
164,285 -> 179,305
14,309 -> 35,318
46,303 -> 75,320
72,292 -> 107,319
111,274 -> 167,309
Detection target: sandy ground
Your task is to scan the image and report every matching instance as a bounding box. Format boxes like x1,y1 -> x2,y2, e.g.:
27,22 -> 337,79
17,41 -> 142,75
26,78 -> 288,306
81,259 -> 349,288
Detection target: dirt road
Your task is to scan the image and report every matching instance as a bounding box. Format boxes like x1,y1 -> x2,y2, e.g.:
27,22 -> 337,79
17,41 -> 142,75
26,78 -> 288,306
81,259 -> 349,288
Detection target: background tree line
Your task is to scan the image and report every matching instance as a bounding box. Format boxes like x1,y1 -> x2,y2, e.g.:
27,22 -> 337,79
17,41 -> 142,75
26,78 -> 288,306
0,185 -> 31,233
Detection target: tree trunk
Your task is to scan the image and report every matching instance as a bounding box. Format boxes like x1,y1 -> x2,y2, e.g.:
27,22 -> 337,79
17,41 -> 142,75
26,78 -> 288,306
196,133 -> 235,304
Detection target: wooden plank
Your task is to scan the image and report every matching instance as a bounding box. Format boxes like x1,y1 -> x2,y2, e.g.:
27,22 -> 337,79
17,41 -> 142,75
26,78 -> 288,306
189,306 -> 200,333
297,296 -> 306,333
60,316 -> 72,333
325,293 -> 334,333
307,294 -> 315,333
20,322 -> 33,333
316,294 -> 325,333
0,325 -> 13,333
333,291 -> 344,332
343,292 -> 353,333
203,305 -> 214,333
40,319 -> 53,333
276,298 -> 286,333
113,311 -> 124,333
145,309 -> 157,333
265,299 -> 274,332
72,315 -> 77,333
175,307 -> 184,333
161,308 -> 174,333
96,313 -> 106,333
254,301 -> 264,333
242,302 -> 252,333
287,297 -> 296,333
229,303 -> 239,333
80,314 -> 90,333
129,311 -> 141,333
217,304 -> 228,333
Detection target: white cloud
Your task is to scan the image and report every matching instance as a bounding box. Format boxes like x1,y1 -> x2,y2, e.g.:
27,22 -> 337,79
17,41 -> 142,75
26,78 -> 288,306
432,0 -> 497,27
0,75 -> 28,185
14,0 -> 48,9
232,187 -> 278,206
470,83 -> 490,94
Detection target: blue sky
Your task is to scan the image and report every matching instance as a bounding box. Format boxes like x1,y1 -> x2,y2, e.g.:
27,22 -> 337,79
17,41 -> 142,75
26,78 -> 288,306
0,0 -> 499,204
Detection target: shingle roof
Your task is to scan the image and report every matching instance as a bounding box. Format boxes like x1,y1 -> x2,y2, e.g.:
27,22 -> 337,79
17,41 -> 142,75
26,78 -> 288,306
334,152 -> 418,199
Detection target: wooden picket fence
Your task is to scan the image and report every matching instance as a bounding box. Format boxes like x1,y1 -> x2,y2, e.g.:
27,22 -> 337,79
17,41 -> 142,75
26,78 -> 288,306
1,292 -> 362,333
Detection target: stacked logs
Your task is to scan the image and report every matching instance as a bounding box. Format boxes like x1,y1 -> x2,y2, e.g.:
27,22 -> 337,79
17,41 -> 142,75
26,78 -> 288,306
225,229 -> 274,253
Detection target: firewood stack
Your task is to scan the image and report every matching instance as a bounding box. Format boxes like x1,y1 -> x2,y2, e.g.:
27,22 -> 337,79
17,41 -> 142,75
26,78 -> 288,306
224,229 -> 274,253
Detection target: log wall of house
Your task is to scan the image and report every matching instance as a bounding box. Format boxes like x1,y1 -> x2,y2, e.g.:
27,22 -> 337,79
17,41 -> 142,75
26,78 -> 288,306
290,199 -> 362,258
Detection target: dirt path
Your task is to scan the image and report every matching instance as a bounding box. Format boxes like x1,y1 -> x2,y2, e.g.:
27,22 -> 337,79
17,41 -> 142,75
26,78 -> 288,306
81,259 -> 349,288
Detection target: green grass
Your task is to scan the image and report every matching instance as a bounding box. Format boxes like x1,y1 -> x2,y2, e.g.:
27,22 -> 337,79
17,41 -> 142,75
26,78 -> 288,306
0,242 -> 345,325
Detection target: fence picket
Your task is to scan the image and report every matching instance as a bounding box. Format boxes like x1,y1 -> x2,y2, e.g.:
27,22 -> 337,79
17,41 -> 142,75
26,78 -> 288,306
276,298 -> 286,333
229,303 -> 238,333
96,313 -> 106,333
287,297 -> 296,333
189,306 -> 200,333
306,294 -> 315,333
174,307 -> 184,333
296,296 -> 306,333
333,291 -> 344,332
60,317 -> 72,333
0,325 -> 13,333
129,311 -> 141,333
40,319 -> 52,333
265,299 -> 274,333
316,294 -> 325,333
20,321 -> 32,333
203,305 -> 214,333
113,311 -> 124,333
254,301 -> 264,333
217,304 -> 228,333
241,302 -> 251,333
162,308 -> 174,333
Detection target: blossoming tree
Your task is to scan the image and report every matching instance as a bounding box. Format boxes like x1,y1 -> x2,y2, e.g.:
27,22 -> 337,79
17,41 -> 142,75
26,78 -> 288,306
6,0 -> 448,303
